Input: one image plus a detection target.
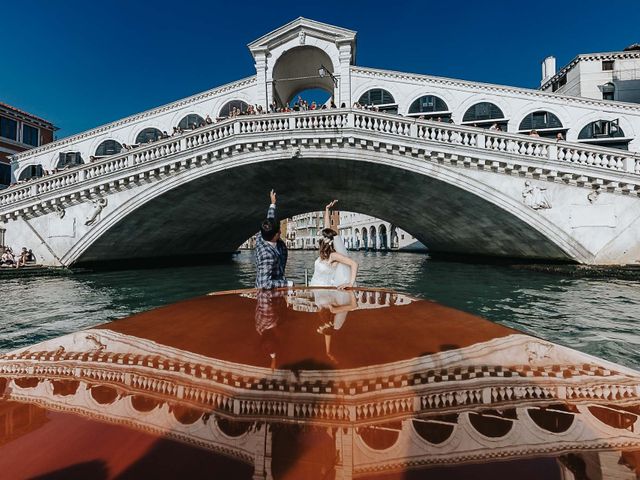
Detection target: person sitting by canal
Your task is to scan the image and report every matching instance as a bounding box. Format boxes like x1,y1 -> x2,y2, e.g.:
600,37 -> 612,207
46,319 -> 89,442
16,247 -> 30,268
1,248 -> 15,267
255,189 -> 293,289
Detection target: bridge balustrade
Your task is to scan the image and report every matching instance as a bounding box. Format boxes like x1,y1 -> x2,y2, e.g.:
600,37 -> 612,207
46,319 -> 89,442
2,108 -> 640,210
186,122 -> 234,148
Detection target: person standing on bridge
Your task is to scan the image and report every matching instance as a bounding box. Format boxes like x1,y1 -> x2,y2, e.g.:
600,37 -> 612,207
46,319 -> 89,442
255,190 -> 293,289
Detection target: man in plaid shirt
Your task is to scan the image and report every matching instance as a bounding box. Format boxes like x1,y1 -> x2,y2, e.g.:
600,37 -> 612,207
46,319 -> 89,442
255,190 -> 293,289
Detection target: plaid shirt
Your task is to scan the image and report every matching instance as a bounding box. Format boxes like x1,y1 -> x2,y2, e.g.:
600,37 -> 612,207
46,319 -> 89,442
255,289 -> 287,334
255,204 -> 289,289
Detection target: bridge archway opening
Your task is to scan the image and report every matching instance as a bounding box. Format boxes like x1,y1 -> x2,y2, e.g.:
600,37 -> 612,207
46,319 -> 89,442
95,140 -> 122,157
358,89 -> 397,113
272,46 -> 336,107
72,156 -> 579,268
219,100 -> 249,119
18,164 -> 44,181
578,119 -> 630,150
56,152 -> 84,170
407,95 -> 450,121
287,88 -> 333,109
178,114 -> 205,130
135,128 -> 162,145
518,111 -> 566,138
462,102 -> 508,130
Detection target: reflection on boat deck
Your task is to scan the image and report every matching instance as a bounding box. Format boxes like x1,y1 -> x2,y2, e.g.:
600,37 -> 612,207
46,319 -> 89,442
0,288 -> 639,479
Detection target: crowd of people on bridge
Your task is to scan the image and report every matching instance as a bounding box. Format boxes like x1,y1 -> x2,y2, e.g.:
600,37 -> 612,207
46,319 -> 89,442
1,246 -> 35,269
4,92 -> 575,192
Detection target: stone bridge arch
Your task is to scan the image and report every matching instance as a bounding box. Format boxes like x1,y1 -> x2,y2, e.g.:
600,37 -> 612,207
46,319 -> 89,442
62,149 -> 591,267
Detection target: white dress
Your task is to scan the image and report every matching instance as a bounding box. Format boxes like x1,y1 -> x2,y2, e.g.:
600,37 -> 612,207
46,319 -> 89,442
309,235 -> 352,287
312,289 -> 354,330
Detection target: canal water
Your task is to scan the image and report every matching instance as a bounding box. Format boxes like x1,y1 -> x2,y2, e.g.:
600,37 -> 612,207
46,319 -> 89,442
1,250 -> 639,369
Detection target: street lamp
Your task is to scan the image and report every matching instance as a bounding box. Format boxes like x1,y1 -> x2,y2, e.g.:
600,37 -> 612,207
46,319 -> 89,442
318,64 -> 338,86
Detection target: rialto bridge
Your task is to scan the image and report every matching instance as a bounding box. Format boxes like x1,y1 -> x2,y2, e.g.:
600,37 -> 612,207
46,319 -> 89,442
2,18 -> 640,267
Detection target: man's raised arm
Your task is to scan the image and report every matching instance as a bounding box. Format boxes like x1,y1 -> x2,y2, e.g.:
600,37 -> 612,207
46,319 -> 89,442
267,189 -> 277,219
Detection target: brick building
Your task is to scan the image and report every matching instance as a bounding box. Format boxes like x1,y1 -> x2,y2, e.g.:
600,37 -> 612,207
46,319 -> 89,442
0,102 -> 57,187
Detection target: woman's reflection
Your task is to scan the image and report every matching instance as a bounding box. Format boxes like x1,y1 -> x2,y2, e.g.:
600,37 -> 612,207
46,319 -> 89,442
313,289 -> 358,364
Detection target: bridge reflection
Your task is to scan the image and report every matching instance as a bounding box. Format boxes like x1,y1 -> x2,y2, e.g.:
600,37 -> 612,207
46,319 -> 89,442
0,288 -> 639,479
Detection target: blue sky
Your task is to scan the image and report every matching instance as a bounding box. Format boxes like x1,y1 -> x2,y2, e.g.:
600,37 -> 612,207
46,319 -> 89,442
3,0 -> 640,138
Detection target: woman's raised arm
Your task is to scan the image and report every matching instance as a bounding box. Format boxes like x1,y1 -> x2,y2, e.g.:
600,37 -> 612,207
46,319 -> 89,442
324,199 -> 338,229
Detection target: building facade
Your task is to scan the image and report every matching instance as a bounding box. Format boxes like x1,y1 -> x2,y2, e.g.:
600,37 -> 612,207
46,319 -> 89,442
338,212 -> 426,251
0,103 -> 56,187
287,211 -> 339,249
540,45 -> 640,149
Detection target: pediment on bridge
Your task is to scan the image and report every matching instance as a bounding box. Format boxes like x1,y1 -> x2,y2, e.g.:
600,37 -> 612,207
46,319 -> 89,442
248,17 -> 356,62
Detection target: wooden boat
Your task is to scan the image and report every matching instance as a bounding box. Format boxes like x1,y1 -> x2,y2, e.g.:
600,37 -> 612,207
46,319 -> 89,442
0,287 -> 638,479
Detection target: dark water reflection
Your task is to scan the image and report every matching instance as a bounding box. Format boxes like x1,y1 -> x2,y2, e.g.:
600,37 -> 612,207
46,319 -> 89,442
1,251 -> 639,368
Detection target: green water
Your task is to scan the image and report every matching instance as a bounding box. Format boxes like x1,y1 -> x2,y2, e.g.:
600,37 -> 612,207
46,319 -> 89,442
1,251 -> 639,369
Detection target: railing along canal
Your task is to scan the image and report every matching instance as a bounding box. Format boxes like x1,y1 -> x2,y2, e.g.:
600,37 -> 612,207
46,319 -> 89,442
2,109 -> 640,209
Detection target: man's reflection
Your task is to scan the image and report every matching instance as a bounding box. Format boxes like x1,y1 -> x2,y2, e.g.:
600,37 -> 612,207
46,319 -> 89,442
313,289 -> 358,364
255,289 -> 288,370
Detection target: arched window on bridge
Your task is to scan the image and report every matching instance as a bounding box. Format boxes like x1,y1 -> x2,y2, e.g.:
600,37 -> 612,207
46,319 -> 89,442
57,152 -> 84,170
358,89 -> 397,114
518,111 -> 565,138
95,140 -> 122,157
135,128 -> 162,145
462,102 -> 507,130
408,95 -> 450,121
578,119 -> 629,150
219,100 -> 249,119
178,114 -> 205,130
18,164 -> 44,181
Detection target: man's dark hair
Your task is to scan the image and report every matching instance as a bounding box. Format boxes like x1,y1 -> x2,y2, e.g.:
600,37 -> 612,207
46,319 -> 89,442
260,218 -> 280,241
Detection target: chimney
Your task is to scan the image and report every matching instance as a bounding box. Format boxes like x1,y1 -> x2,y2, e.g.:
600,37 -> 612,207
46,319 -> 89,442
541,56 -> 556,85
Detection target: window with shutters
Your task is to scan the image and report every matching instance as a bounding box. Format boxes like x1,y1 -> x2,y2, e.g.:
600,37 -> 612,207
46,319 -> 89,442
602,60 -> 614,71
602,83 -> 615,101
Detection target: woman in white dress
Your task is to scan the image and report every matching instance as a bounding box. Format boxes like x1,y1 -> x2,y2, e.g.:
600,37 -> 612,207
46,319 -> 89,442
314,289 -> 358,364
309,200 -> 358,289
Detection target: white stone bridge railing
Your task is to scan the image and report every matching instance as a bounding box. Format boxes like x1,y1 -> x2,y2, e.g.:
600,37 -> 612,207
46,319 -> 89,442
2,108 -> 640,215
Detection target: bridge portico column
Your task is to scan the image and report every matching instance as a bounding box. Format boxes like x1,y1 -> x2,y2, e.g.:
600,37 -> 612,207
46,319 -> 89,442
336,39 -> 353,107
254,48 -> 269,109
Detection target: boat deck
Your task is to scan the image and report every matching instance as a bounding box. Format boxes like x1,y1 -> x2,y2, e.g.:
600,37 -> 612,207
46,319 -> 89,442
0,287 -> 638,479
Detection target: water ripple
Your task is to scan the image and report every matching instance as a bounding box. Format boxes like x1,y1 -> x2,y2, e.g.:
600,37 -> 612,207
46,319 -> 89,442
1,251 -> 639,369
